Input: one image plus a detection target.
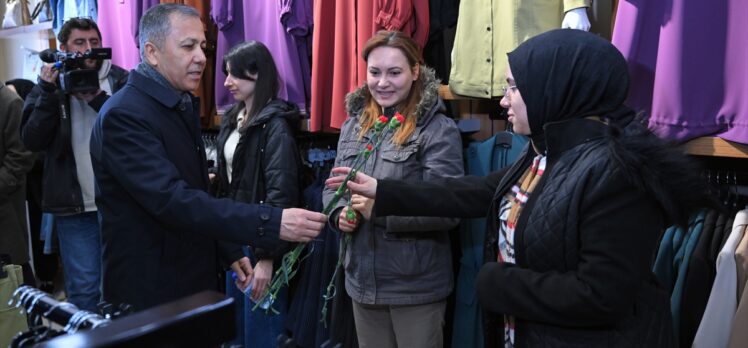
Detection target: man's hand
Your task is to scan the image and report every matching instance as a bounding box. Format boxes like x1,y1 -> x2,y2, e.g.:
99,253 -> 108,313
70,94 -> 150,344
325,167 -> 378,199
280,208 -> 326,242
231,256 -> 253,290
351,194 -> 374,220
72,89 -> 103,103
250,259 -> 273,302
40,64 -> 59,84
337,206 -> 359,233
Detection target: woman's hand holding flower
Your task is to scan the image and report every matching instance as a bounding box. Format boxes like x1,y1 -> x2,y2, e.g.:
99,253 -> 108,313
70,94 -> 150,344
338,206 -> 360,233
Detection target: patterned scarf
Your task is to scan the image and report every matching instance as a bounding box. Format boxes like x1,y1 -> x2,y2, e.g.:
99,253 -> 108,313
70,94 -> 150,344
498,154 -> 547,347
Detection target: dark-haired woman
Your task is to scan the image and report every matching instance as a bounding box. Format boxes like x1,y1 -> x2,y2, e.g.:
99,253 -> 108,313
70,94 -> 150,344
215,40 -> 302,348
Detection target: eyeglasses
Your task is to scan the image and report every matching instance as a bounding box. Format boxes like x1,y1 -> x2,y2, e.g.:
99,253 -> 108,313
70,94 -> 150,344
501,85 -> 518,96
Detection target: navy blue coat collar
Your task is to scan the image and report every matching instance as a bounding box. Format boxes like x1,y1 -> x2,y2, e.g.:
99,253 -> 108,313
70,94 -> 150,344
127,69 -> 185,110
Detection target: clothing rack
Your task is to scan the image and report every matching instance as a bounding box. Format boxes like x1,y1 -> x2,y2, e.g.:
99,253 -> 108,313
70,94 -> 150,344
26,291 -> 234,347
8,286 -> 111,334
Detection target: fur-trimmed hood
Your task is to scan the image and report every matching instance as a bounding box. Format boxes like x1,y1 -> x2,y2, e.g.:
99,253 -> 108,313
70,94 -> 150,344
344,66 -> 443,126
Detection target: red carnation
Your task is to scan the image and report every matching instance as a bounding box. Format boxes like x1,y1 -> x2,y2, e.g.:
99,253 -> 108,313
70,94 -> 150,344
366,144 -> 373,151
378,115 -> 389,123
395,112 -> 405,124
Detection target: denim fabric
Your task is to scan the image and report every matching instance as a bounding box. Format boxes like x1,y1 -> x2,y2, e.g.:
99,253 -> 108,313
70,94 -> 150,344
55,211 -> 101,312
41,213 -> 58,255
225,247 -> 288,348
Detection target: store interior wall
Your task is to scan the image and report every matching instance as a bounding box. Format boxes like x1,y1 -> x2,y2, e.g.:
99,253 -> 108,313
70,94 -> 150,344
0,1 -> 51,83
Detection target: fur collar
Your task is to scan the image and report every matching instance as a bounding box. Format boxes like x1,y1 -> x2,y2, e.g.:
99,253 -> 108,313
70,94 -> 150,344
527,117 -> 713,228
344,66 -> 442,126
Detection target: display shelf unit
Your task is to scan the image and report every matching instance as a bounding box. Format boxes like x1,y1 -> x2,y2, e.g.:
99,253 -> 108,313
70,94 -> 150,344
440,84 -> 748,158
682,137 -> 748,159
0,21 -> 52,39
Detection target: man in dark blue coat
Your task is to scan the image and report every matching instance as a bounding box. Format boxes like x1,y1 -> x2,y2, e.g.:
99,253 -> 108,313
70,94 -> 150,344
90,3 -> 326,311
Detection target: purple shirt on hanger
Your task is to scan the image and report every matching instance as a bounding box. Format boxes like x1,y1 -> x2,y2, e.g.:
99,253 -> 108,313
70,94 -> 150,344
612,0 -> 748,144
211,0 -> 312,115
97,0 -> 140,70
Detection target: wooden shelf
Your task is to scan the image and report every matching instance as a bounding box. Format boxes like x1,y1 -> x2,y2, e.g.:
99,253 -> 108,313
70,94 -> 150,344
0,21 -> 53,39
439,84 -> 490,101
682,137 -> 748,158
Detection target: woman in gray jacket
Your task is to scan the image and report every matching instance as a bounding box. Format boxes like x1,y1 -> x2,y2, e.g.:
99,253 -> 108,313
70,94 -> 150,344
322,30 -> 464,348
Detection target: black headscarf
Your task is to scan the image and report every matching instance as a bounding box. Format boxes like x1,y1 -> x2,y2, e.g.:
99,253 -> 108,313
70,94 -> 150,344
5,78 -> 36,101
507,29 -> 634,152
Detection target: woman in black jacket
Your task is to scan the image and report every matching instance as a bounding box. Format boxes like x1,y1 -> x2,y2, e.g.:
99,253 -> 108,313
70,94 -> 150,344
215,40 -> 302,348
327,29 -> 709,347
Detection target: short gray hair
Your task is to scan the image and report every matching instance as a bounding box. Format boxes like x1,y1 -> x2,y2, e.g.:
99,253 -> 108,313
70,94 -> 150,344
138,4 -> 200,60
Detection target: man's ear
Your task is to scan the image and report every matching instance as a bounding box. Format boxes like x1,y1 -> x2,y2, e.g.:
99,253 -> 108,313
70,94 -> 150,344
143,42 -> 159,66
59,43 -> 67,51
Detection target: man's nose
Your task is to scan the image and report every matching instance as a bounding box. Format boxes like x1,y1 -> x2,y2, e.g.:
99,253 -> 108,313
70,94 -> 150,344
195,46 -> 207,64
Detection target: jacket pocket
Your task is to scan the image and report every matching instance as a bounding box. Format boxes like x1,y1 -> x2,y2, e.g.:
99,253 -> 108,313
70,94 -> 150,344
379,144 -> 419,179
376,236 -> 435,277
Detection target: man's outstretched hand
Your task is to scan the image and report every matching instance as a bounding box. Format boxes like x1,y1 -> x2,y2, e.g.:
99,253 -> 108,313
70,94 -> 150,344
280,208 -> 326,242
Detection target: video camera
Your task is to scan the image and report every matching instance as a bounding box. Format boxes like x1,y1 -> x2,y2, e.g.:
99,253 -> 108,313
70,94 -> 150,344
39,47 -> 112,94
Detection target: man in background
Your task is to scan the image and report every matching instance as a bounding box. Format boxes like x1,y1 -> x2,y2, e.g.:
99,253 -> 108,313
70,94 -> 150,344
21,17 -> 127,312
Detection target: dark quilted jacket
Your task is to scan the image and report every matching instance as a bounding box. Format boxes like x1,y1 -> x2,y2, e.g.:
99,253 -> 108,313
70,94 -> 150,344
477,118 -> 677,347
376,117 -> 708,347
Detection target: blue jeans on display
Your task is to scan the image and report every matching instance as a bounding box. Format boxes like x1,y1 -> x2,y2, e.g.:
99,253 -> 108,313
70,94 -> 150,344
55,211 -> 102,312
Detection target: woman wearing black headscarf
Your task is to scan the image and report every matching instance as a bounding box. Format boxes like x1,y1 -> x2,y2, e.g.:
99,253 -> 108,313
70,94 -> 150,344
326,29 -> 709,347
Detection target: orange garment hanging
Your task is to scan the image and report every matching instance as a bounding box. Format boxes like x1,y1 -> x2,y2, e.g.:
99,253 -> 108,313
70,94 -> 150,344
309,0 -> 428,132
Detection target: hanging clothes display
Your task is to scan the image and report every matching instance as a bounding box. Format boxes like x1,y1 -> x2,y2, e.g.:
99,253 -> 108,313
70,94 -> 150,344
612,0 -> 748,144
49,0 -> 98,33
211,0 -> 312,115
448,0 -> 591,98
728,226 -> 748,348
652,210 -> 707,346
130,0 -> 161,46
97,0 -> 140,70
679,209 -> 719,348
422,0 -> 459,83
453,132 -> 528,348
693,210 -> 747,348
308,0 -> 429,132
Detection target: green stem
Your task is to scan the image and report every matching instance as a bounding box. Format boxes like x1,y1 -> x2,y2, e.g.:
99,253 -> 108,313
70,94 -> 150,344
257,121 -> 397,316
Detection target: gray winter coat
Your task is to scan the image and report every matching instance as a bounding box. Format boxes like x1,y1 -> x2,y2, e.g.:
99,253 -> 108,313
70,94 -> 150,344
322,67 -> 464,305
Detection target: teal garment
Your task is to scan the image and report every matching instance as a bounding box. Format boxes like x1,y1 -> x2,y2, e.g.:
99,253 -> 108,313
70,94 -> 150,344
452,132 -> 528,348
653,210 -> 707,345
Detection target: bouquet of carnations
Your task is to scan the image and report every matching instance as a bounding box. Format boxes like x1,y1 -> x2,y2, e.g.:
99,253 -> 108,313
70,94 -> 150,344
254,112 -> 406,317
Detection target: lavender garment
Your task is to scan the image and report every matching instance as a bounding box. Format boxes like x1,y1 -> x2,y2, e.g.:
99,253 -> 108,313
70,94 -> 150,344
211,0 -> 312,114
131,0 -> 161,51
97,0 -> 140,70
612,0 -> 748,144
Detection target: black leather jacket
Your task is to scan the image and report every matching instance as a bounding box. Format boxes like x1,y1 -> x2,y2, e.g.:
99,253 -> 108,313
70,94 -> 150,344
215,99 -> 302,259
20,64 -> 128,214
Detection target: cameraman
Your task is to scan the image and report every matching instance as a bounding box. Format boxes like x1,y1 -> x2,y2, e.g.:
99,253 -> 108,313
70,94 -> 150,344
20,18 -> 127,312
